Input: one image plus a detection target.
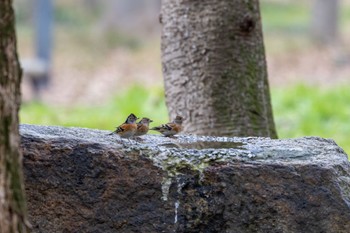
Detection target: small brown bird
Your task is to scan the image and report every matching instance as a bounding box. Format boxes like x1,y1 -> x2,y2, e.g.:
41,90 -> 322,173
110,113 -> 138,138
150,115 -> 184,137
135,117 -> 153,136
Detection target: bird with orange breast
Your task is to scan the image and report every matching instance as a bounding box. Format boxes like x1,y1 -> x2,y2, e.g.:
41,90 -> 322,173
110,113 -> 138,138
150,115 -> 184,137
135,117 -> 153,137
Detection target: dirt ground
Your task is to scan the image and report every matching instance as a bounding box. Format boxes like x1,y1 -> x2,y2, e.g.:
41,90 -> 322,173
20,35 -> 350,106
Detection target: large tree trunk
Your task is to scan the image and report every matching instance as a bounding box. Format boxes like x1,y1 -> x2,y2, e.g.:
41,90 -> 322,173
161,0 -> 277,138
0,1 -> 29,232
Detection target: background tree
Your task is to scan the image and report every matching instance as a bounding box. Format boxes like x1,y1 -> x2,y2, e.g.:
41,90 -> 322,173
311,0 -> 339,44
0,0 -> 29,232
161,0 -> 277,138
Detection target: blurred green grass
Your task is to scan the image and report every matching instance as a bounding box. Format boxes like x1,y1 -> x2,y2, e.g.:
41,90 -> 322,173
272,84 -> 350,157
20,85 -> 168,132
261,0 -> 350,32
20,84 -> 350,157
261,1 -> 309,33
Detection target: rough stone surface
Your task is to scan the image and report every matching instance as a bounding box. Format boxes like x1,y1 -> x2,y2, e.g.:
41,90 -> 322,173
20,124 -> 350,233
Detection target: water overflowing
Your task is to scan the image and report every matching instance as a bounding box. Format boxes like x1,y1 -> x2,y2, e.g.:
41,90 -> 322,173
161,177 -> 172,201
159,141 -> 245,150
174,177 -> 186,226
174,201 -> 180,224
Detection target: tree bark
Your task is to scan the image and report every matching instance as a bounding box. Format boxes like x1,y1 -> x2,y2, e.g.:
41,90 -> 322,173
0,1 -> 29,232
161,0 -> 277,138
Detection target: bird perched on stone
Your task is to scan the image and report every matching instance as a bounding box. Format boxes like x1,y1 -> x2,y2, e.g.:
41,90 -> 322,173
150,115 -> 184,137
135,117 -> 153,137
110,113 -> 138,138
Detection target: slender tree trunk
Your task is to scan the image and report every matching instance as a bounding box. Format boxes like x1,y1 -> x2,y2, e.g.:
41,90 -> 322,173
311,0 -> 339,44
161,0 -> 277,138
32,0 -> 53,98
0,1 -> 29,232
